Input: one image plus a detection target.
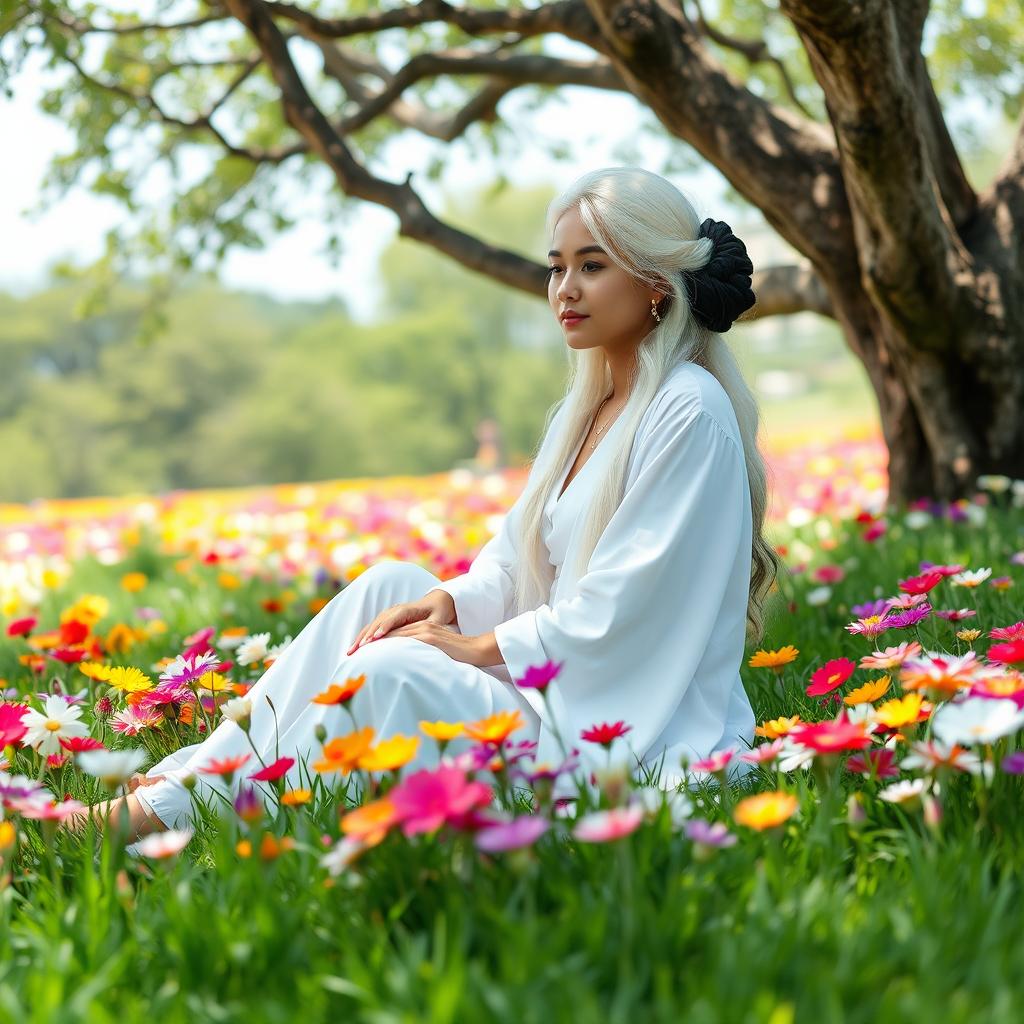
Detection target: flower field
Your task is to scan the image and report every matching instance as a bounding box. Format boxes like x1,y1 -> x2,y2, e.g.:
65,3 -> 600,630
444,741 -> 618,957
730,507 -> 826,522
3,434 -> 1024,1023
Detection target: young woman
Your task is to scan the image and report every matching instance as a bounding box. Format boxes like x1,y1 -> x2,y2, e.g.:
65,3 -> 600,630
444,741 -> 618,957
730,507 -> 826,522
74,166 -> 777,845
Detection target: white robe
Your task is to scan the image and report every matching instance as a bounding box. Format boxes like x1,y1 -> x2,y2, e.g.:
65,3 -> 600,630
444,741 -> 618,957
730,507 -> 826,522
133,360 -> 754,835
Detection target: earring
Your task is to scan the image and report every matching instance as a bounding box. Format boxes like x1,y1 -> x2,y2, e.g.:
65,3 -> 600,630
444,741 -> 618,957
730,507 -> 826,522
650,298 -> 661,323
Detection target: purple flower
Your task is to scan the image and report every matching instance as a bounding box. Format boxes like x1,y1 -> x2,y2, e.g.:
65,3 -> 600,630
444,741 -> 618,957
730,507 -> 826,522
885,603 -> 933,629
514,660 -> 564,692
1001,752 -> 1024,775
501,739 -> 539,765
474,814 -> 550,853
852,598 -> 889,618
684,819 -> 737,848
234,783 -> 263,822
159,652 -> 221,687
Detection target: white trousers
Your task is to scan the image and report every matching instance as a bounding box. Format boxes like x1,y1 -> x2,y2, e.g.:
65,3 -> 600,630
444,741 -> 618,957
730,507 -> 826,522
133,560 -> 541,832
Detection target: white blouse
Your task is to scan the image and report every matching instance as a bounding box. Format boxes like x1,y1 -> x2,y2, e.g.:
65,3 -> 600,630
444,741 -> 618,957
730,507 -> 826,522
434,360 -> 756,794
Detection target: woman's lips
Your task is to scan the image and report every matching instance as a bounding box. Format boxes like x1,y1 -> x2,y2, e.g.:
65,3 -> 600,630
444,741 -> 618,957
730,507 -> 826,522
563,315 -> 588,327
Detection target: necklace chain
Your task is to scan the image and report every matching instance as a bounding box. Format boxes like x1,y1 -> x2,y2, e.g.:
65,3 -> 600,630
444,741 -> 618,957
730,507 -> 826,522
589,395 -> 624,451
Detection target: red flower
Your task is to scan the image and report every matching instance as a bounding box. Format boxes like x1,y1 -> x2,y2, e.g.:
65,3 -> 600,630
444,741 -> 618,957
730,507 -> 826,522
249,756 -> 295,782
199,753 -> 252,776
806,657 -> 856,697
59,619 -> 91,645
988,639 -> 1024,665
59,736 -> 106,753
580,721 -> 633,747
50,647 -> 89,664
898,571 -> 944,596
812,565 -> 845,585
790,714 -> 873,753
0,703 -> 30,746
6,616 -> 37,638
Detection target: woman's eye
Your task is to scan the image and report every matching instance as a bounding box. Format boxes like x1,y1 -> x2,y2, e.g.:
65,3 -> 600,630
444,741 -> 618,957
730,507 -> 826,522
545,262 -> 600,277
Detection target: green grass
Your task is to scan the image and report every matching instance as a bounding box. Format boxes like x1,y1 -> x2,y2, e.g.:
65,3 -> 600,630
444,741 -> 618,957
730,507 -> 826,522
1,499 -> 1024,1023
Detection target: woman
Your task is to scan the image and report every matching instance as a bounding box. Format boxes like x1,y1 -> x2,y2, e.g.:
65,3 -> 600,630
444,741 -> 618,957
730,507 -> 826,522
76,166 -> 778,845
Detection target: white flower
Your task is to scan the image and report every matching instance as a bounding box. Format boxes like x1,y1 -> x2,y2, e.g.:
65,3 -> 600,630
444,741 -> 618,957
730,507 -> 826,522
805,586 -> 832,607
131,828 -> 194,859
216,632 -> 248,651
977,474 -> 1012,494
236,632 -> 272,666
635,786 -> 693,827
931,697 -> 1024,746
903,511 -> 933,530
320,835 -> 368,876
266,636 -> 293,659
20,695 -> 90,756
220,696 -> 253,725
878,778 -> 927,804
963,504 -> 987,527
900,740 -> 988,778
77,748 -> 149,788
949,568 -> 992,588
159,652 -> 220,685
777,738 -> 816,773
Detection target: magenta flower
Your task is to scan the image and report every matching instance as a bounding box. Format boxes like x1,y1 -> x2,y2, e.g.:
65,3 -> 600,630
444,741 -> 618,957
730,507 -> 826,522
0,703 -> 29,746
234,784 -> 264,823
935,609 -> 977,622
514,660 -> 564,692
684,819 -> 737,849
885,603 -> 932,629
158,652 -> 221,687
691,749 -> 735,774
474,814 -> 550,853
572,804 -> 645,843
846,747 -> 899,779
249,756 -> 295,782
138,683 -> 196,715
1001,751 -> 1024,774
388,765 -> 493,837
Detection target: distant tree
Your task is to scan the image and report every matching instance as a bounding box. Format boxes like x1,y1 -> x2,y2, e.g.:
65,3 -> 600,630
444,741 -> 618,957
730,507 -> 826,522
3,0 -> 1023,499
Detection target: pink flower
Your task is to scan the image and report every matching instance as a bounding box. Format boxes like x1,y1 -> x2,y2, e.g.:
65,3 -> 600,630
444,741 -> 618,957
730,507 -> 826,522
860,642 -> 922,670
740,740 -> 784,765
249,756 -> 295,782
474,814 -> 550,853
388,765 -> 493,837
806,657 -> 856,697
845,747 -> 899,779
812,565 -> 845,584
0,703 -> 29,746
14,797 -> 87,821
885,603 -> 932,629
988,639 -> 1024,665
132,828 -> 194,859
990,621 -> 1024,642
935,609 -> 976,621
691,749 -> 735,774
572,804 -> 645,843
58,736 -> 106,753
514,660 -> 564,692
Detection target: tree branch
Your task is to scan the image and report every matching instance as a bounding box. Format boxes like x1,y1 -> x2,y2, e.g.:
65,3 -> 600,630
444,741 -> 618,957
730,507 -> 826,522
49,11 -> 227,35
747,263 -> 833,319
223,0 -> 553,296
778,0 -> 974,347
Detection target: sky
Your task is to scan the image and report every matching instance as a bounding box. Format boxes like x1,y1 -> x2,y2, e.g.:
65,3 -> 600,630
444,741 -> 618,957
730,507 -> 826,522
0,33 -> 733,325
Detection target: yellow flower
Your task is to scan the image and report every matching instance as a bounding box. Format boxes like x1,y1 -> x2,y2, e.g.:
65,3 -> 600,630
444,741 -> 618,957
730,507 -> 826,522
874,693 -> 925,729
843,675 -> 891,706
105,623 -> 140,654
281,788 -> 312,806
419,720 -> 465,741
734,791 -> 798,831
464,710 -> 524,745
754,715 -> 802,739
120,572 -> 148,593
956,628 -> 981,642
0,820 -> 15,852
197,671 -> 233,692
747,645 -> 799,671
60,595 -> 109,628
357,734 -> 420,772
79,661 -> 112,682
217,573 -> 241,590
106,666 -> 154,693
236,839 -> 252,858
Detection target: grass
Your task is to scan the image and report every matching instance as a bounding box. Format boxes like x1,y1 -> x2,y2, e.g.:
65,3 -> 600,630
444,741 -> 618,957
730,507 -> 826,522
1,490 -> 1024,1023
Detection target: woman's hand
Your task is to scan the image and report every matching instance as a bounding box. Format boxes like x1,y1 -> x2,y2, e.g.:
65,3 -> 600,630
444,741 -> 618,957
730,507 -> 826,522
377,620 -> 492,668
347,590 -> 456,656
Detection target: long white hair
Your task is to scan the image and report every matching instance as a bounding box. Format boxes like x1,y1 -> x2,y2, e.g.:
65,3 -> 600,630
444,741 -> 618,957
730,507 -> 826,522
510,167 -> 778,641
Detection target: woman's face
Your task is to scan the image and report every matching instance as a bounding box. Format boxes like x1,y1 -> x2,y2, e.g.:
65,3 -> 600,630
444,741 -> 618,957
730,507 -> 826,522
547,207 -> 660,357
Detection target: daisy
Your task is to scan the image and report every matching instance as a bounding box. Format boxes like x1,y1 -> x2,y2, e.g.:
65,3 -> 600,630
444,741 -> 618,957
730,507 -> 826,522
747,645 -> 799,671
110,707 -> 164,736
950,568 -> 992,588
754,715 -> 802,739
77,748 -> 149,788
845,614 -> 894,639
899,651 -> 983,695
901,740 -> 986,776
844,675 -> 891,706
886,593 -> 929,610
159,652 -> 221,686
898,571 -> 944,596
739,740 -> 784,765
806,657 -> 856,697
733,791 -> 798,831
860,642 -> 924,670
931,697 -> 1024,746
106,666 -> 155,693
990,621 -> 1024,642
885,604 -> 932,629
235,633 -> 272,667
846,748 -> 899,778
220,696 -> 253,726
878,779 -> 928,804
20,695 -> 90,756
572,804 -> 645,843
935,609 -> 977,622
131,828 -> 194,859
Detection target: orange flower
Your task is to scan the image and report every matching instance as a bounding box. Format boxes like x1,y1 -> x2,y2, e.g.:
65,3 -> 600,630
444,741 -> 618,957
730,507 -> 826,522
105,623 -> 140,655
313,727 -> 376,774
220,626 -> 249,639
217,572 -> 241,590
419,720 -> 465,741
340,796 -> 399,845
236,839 -> 252,858
120,572 -> 148,593
311,675 -> 366,705
747,645 -> 799,671
309,597 -> 330,615
464,709 -> 524,746
357,734 -> 420,772
734,791 -> 798,831
178,704 -> 195,726
843,675 -> 891,706
281,788 -> 312,806
259,834 -> 296,861
754,715 -> 802,739
79,661 -> 112,682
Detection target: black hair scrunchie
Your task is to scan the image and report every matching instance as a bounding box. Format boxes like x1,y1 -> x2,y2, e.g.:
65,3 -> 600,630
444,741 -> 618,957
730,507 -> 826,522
681,218 -> 756,333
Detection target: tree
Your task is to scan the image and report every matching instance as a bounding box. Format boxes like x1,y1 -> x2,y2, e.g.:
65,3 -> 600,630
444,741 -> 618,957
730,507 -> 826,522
3,0 -> 1022,501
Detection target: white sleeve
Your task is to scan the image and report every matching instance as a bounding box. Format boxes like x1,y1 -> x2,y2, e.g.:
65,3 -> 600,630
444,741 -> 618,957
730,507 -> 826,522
430,403 -> 568,637
492,400 -> 752,789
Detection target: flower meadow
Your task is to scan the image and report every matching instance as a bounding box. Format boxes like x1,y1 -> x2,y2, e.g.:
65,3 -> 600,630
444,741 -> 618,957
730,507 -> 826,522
2,456 -> 1024,1023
